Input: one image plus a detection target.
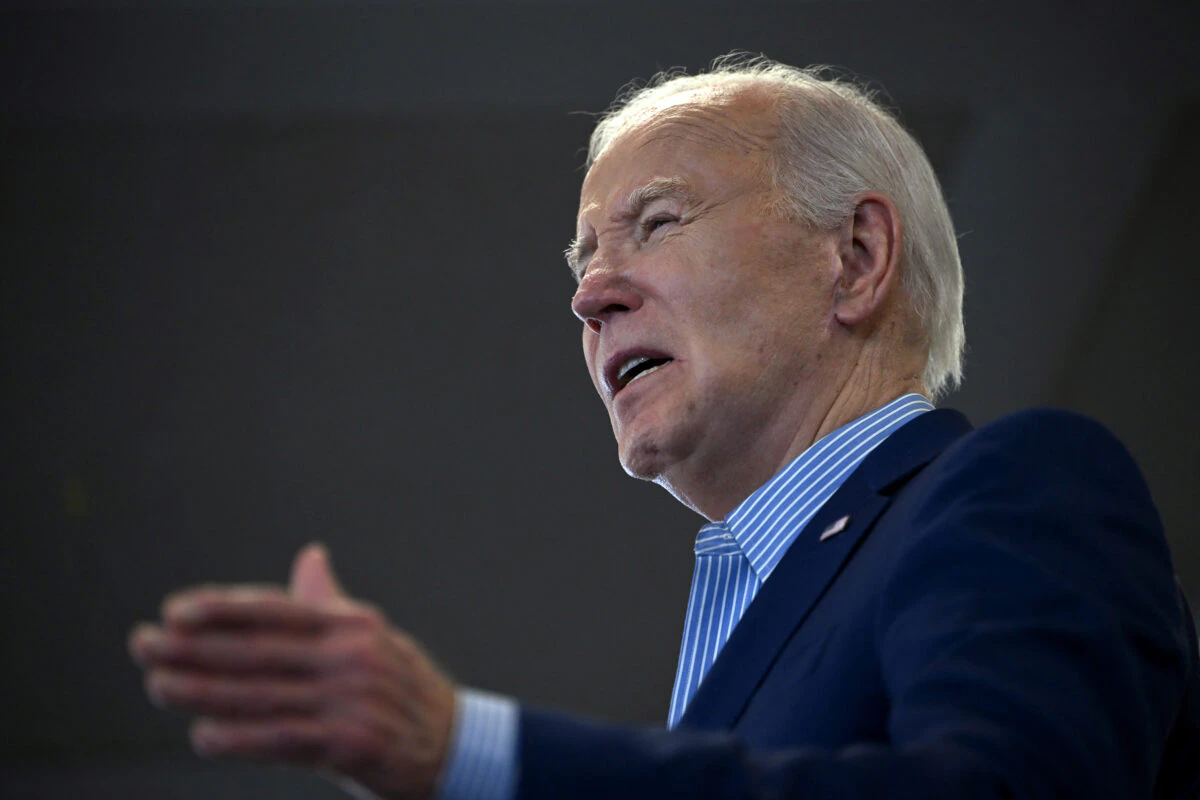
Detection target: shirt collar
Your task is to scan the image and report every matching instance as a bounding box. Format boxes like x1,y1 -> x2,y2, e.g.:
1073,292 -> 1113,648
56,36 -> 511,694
694,393 -> 934,581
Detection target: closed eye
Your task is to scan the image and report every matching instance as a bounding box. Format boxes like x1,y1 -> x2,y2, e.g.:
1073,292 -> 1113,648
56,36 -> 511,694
640,214 -> 677,239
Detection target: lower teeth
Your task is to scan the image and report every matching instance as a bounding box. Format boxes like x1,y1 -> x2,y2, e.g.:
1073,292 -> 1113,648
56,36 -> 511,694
629,363 -> 664,384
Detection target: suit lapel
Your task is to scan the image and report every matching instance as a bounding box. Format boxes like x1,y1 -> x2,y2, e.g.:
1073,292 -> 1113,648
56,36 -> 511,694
676,408 -> 972,731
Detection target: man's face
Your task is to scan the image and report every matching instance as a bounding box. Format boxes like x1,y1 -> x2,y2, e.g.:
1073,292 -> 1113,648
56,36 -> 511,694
570,94 -> 843,506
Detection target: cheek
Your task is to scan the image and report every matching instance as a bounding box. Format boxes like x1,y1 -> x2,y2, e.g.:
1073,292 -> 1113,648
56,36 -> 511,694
581,331 -> 603,392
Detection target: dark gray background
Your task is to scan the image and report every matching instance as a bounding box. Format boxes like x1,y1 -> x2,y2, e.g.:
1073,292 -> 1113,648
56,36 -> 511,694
2,2 -> 1197,797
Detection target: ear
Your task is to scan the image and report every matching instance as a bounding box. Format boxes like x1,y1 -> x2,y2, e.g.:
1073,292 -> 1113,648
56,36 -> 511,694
833,192 -> 902,328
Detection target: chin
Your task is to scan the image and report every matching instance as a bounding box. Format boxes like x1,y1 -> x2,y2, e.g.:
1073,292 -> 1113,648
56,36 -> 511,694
613,404 -> 702,483
618,447 -> 663,482
617,435 -> 669,482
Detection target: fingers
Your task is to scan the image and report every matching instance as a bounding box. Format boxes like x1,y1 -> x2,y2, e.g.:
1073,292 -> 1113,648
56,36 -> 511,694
163,588 -> 321,632
191,716 -> 329,763
129,576 -> 456,796
175,686 -> 451,800
161,587 -> 379,633
130,624 -> 329,675
148,669 -> 320,717
188,712 -> 398,774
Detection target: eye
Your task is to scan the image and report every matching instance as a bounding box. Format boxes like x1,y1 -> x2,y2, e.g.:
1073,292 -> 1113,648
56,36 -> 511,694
640,214 -> 677,239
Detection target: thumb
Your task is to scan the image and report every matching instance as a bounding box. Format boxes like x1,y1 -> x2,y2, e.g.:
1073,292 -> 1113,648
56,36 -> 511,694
289,543 -> 349,605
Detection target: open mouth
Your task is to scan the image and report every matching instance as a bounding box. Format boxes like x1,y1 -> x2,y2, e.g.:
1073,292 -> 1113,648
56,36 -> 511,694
615,355 -> 673,392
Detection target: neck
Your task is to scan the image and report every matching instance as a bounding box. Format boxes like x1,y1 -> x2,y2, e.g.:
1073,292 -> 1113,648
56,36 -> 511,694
660,368 -> 926,522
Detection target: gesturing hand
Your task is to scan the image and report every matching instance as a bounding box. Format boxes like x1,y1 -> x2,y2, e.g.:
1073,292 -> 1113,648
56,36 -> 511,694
129,544 -> 457,800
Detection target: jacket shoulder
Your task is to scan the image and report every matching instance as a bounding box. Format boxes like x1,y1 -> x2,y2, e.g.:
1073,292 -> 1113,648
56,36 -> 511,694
938,406 -> 1148,491
968,406 -> 1127,448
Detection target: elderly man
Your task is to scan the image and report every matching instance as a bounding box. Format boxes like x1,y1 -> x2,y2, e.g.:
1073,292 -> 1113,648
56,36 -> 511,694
130,56 -> 1200,799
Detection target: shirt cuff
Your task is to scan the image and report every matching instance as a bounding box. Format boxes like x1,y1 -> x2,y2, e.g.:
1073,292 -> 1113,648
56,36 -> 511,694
435,688 -> 520,800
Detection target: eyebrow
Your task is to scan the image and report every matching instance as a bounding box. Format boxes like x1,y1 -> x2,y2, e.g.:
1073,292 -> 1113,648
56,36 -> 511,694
565,177 -> 695,279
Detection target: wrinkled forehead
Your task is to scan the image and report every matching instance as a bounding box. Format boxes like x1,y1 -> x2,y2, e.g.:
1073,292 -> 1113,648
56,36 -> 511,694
579,87 -> 779,214
595,84 -> 779,165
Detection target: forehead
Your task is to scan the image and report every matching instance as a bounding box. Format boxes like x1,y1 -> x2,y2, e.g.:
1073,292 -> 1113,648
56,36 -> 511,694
578,89 -> 778,220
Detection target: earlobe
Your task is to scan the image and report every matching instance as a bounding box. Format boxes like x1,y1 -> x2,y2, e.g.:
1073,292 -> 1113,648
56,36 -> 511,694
832,193 -> 902,327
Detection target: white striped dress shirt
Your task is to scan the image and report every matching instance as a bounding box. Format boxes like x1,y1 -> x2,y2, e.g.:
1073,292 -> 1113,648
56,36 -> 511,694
666,393 -> 933,727
438,690 -> 519,800
437,392 -> 934,797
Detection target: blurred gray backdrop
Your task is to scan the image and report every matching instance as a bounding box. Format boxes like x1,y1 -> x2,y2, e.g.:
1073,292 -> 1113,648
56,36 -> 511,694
2,2 -> 1197,797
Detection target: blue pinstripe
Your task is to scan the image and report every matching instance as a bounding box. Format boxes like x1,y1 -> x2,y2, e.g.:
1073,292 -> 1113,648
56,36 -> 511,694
666,393 -> 933,728
437,393 -> 934,796
438,690 -> 519,800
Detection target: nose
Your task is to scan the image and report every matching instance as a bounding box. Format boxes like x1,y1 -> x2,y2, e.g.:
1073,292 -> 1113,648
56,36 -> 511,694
571,266 -> 642,333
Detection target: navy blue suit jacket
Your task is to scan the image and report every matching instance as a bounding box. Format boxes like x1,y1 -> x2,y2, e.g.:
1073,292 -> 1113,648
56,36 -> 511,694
517,409 -> 1200,799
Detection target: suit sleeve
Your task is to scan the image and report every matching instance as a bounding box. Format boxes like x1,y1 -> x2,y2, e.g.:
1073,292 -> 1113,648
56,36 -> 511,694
515,410 -> 1195,800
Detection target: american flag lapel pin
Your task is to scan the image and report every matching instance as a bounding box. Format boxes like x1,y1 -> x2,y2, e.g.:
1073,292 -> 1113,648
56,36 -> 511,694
819,515 -> 851,542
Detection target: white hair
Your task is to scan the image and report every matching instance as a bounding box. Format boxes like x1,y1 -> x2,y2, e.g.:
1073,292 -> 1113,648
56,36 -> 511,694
586,54 -> 965,400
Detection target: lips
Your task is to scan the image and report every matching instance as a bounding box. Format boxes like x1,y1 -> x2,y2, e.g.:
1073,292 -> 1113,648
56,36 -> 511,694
603,349 -> 675,396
